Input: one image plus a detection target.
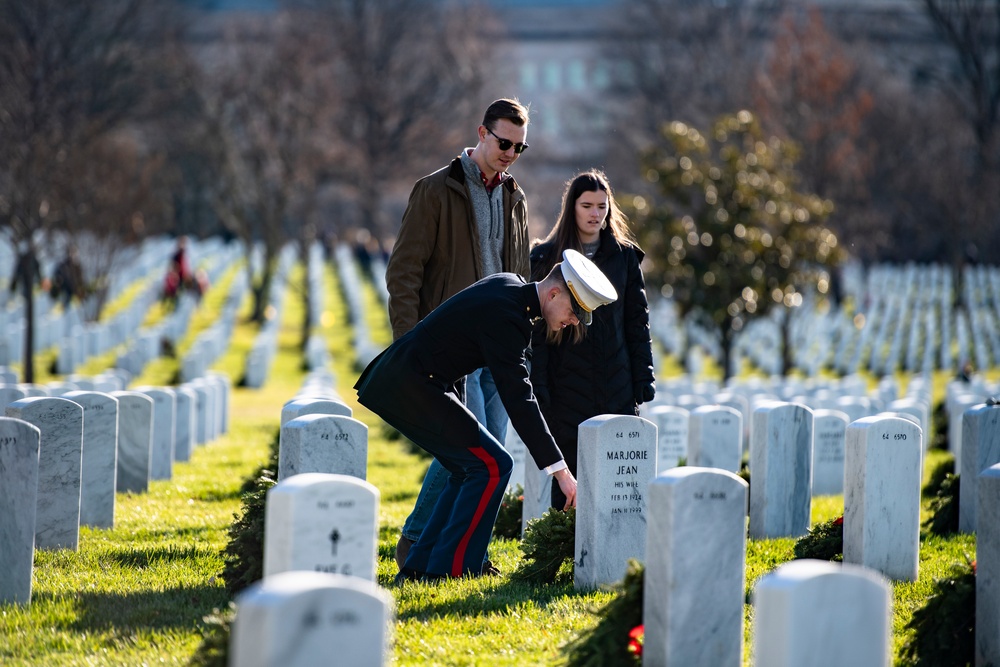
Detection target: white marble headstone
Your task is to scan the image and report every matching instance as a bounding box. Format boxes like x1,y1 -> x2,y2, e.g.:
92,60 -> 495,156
503,421 -> 527,493
753,559 -> 891,667
749,402 -> 814,539
647,405 -> 689,472
173,386 -> 197,462
948,393 -> 983,471
111,391 -> 154,494
688,405 -> 742,472
6,396 -> 84,550
280,396 -> 353,427
959,403 -> 1000,533
644,467 -> 747,667
521,464 -> 552,538
977,464 -> 1000,666
0,385 -> 26,410
575,414 -> 657,590
844,416 -> 922,581
230,571 -> 393,667
134,387 -> 176,481
278,414 -> 368,481
185,381 -> 209,445
206,372 -> 231,436
264,473 -> 379,581
811,409 -> 849,496
0,417 -> 41,604
63,391 -> 119,529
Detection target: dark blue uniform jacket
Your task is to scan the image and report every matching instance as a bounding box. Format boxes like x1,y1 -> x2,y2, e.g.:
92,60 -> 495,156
355,273 -> 564,470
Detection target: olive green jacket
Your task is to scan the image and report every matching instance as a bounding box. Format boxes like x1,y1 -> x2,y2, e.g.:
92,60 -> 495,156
385,156 -> 530,340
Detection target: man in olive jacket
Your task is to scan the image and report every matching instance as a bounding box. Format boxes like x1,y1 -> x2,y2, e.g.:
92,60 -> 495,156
385,98 -> 531,569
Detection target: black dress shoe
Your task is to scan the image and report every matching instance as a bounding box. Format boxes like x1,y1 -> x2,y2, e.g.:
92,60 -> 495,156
481,560 -> 501,576
395,566 -> 424,584
395,535 -> 414,570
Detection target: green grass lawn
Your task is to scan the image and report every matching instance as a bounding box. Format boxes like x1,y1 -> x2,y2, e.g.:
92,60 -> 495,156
0,259 -> 978,666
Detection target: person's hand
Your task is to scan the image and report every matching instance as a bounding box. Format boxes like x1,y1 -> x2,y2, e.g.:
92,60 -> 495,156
635,382 -> 655,404
553,468 -> 577,510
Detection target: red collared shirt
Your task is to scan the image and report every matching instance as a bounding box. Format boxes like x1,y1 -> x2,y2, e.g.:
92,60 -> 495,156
480,170 -> 502,194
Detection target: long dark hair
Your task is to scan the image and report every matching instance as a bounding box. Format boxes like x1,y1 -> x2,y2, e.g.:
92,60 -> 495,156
533,170 -> 635,344
534,169 -> 636,278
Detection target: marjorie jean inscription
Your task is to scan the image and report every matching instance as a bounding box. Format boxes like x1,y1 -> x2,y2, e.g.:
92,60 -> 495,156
608,431 -> 648,514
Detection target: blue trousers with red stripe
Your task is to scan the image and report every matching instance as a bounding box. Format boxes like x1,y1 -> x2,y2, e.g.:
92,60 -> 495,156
400,421 -> 513,578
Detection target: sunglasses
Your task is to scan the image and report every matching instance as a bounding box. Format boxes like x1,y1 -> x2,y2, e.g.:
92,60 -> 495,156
486,126 -> 529,154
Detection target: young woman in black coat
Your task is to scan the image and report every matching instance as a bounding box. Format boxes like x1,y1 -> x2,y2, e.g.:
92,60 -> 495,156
529,170 -> 656,510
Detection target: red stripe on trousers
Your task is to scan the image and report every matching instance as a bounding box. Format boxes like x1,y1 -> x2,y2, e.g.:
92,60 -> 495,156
451,446 -> 501,577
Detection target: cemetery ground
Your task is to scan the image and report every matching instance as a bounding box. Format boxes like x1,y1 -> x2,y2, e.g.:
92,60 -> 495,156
0,257 -> 983,666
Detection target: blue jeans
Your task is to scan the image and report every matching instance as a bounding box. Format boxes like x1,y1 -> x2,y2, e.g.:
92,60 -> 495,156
401,367 -> 508,542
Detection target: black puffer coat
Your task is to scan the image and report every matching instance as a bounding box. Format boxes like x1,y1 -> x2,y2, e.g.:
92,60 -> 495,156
529,228 -> 656,461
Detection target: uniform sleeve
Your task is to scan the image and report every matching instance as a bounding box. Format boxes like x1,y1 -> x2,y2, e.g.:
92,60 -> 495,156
385,179 -> 439,340
482,317 -> 564,470
624,247 -> 656,401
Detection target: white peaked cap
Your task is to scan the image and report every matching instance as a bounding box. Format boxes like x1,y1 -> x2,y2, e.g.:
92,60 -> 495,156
560,249 -> 618,326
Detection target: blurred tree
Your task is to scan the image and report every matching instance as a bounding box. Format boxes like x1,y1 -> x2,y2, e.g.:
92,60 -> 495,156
754,8 -> 881,261
919,0 -> 1000,173
57,134 -> 173,319
601,0 -> 787,199
915,0 -> 1000,271
0,0 -> 181,381
631,111 -> 845,378
194,11 -> 331,325
293,0 -> 496,236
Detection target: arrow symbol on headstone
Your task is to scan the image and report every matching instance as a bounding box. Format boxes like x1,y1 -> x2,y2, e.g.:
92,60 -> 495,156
329,529 -> 340,556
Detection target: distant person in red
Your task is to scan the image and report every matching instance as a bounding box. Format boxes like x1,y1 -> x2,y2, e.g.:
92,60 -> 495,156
164,236 -> 201,305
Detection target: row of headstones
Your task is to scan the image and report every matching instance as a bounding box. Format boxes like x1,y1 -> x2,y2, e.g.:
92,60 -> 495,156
569,412 -> 997,665
303,243 -> 332,372
333,244 -> 381,369
227,381 -> 390,666
225,406 -> 1000,666
0,372 -> 231,605
244,244 -> 296,389
650,261 -> 1000,378
1,236 -> 225,367
513,411 -> 923,588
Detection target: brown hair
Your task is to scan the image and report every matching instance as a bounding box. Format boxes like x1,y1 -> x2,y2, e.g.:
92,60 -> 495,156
483,98 -> 530,130
536,170 -> 635,277
534,170 -> 636,344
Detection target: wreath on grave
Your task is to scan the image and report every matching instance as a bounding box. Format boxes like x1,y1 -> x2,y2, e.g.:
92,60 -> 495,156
792,515 -> 843,561
923,456 -> 954,499
898,558 -> 975,667
923,473 -> 960,537
561,559 -> 644,666
219,428 -> 280,596
510,507 -> 576,584
493,484 -> 524,539
188,604 -> 235,667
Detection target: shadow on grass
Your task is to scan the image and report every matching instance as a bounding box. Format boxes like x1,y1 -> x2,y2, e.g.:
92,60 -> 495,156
393,577 -> 588,621
196,487 -> 245,502
59,582 -> 230,634
108,543 -> 220,569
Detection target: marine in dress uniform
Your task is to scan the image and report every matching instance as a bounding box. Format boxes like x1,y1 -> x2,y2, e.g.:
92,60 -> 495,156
355,250 -> 616,579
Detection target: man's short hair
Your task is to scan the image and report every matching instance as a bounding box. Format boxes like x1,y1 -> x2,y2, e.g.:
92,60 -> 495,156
543,261 -> 567,289
483,98 -> 530,129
